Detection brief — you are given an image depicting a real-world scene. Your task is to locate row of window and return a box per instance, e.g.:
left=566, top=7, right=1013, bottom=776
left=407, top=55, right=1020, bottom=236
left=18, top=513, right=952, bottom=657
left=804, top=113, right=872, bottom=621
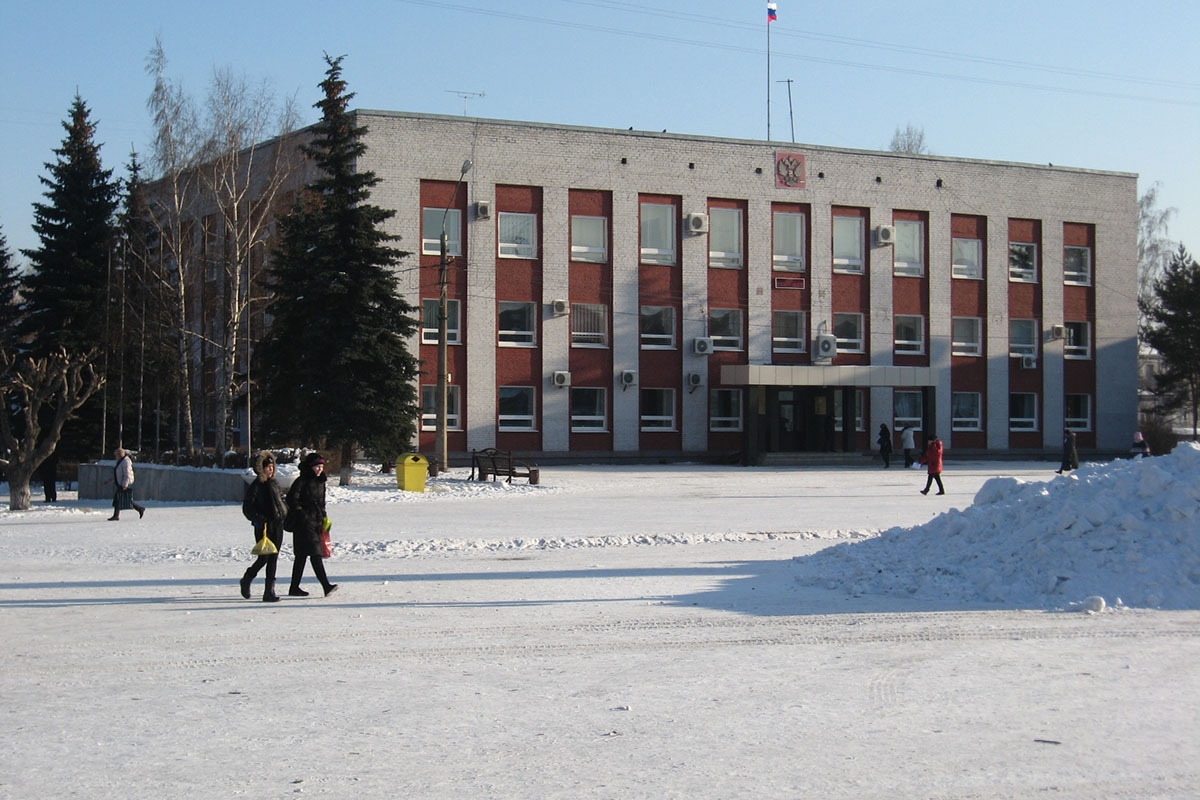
left=422, top=204, right=1094, bottom=285
left=422, top=299, right=1092, bottom=360
left=422, top=385, right=1093, bottom=435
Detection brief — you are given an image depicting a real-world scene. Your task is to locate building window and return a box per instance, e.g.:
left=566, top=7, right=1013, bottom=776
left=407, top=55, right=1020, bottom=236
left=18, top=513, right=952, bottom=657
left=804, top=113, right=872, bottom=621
left=498, top=386, right=536, bottom=431
left=709, top=388, right=743, bottom=431
left=773, top=211, right=806, bottom=272
left=1009, top=319, right=1038, bottom=357
left=640, top=202, right=676, bottom=265
left=570, top=387, right=607, bottom=432
left=894, top=390, right=923, bottom=430
left=893, top=219, right=925, bottom=277
left=498, top=212, right=537, bottom=258
left=833, top=390, right=864, bottom=432
left=640, top=306, right=676, bottom=348
left=1063, top=321, right=1090, bottom=359
left=772, top=310, right=806, bottom=353
left=420, top=385, right=461, bottom=431
left=422, top=208, right=461, bottom=256
left=1064, top=245, right=1092, bottom=285
left=951, top=317, right=983, bottom=356
left=570, top=303, right=608, bottom=347
left=1065, top=394, right=1092, bottom=431
left=709, top=207, right=743, bottom=268
left=833, top=312, right=864, bottom=353
left=951, top=392, right=982, bottom=431
left=894, top=315, right=925, bottom=355
left=709, top=308, right=743, bottom=350
left=640, top=388, right=676, bottom=431
left=1010, top=393, right=1038, bottom=431
left=498, top=301, right=536, bottom=346
left=571, top=215, right=607, bottom=263
left=421, top=298, right=462, bottom=345
left=832, top=215, right=864, bottom=273
left=952, top=237, right=983, bottom=279
left=1009, top=241, right=1037, bottom=282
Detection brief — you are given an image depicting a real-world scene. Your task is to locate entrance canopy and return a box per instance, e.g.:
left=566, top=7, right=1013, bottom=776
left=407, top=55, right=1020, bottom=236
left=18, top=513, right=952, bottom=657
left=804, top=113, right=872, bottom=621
left=721, top=364, right=934, bottom=388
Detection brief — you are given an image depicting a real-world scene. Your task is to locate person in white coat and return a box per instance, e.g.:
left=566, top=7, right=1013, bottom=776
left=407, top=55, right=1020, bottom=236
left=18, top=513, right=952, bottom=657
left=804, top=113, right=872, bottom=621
left=900, top=426, right=917, bottom=468
left=108, top=448, right=146, bottom=521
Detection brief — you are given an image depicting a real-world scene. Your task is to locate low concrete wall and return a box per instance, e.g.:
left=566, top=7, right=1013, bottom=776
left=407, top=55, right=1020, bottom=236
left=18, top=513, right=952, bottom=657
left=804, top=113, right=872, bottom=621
left=80, top=461, right=251, bottom=503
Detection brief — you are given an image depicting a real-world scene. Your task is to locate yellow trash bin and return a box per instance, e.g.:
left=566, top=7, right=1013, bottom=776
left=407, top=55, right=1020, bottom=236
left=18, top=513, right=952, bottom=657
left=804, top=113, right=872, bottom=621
left=397, top=454, right=429, bottom=493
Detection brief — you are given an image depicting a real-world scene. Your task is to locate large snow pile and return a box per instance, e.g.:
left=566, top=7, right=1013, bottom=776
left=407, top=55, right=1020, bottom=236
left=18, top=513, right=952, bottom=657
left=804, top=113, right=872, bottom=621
left=793, top=443, right=1200, bottom=609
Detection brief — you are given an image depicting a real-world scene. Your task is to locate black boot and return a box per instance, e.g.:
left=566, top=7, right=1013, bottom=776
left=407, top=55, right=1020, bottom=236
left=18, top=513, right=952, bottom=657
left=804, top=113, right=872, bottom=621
left=240, top=570, right=253, bottom=600
left=263, top=580, right=280, bottom=602
left=288, top=586, right=309, bottom=597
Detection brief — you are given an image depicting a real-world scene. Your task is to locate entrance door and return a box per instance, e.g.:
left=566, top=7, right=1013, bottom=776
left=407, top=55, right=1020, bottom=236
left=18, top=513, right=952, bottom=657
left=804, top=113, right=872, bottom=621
left=762, top=387, right=836, bottom=452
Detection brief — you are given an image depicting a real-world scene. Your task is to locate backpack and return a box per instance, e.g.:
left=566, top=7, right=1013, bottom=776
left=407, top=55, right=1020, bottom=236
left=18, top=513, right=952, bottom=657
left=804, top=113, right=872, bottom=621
left=242, top=481, right=258, bottom=522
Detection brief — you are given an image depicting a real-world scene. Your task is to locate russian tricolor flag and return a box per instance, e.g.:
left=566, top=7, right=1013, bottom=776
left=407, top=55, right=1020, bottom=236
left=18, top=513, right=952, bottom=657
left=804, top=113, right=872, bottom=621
left=767, top=2, right=777, bottom=22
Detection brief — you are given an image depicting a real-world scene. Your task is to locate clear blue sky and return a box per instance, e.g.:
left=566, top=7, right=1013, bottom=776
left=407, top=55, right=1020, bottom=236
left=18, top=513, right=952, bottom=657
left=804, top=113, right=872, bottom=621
left=2, top=0, right=1197, bottom=266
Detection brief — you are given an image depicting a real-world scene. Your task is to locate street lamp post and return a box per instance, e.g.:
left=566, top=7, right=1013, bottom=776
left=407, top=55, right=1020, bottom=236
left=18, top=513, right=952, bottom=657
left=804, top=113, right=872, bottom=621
left=436, top=158, right=472, bottom=471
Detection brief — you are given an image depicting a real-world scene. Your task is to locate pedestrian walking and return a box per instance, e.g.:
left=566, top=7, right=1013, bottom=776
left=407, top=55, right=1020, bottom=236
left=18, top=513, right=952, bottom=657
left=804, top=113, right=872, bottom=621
left=876, top=424, right=893, bottom=468
left=900, top=425, right=917, bottom=468
left=918, top=434, right=945, bottom=495
left=1056, top=429, right=1079, bottom=474
left=38, top=449, right=58, bottom=503
left=1131, top=431, right=1151, bottom=457
left=286, top=452, right=338, bottom=598
left=108, top=448, right=146, bottom=521
left=240, top=451, right=288, bottom=603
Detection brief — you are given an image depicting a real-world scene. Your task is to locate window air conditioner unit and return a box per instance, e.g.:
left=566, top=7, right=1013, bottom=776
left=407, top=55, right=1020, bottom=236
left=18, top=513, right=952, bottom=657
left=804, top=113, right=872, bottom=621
left=475, top=199, right=491, bottom=219
left=620, top=369, right=638, bottom=387
left=550, top=298, right=569, bottom=316
left=875, top=224, right=896, bottom=245
left=1021, top=355, right=1038, bottom=370
left=1051, top=324, right=1067, bottom=340
left=685, top=212, right=709, bottom=234
left=693, top=336, right=714, bottom=355
left=814, top=333, right=837, bottom=361
left=552, top=370, right=571, bottom=387
left=687, top=372, right=703, bottom=388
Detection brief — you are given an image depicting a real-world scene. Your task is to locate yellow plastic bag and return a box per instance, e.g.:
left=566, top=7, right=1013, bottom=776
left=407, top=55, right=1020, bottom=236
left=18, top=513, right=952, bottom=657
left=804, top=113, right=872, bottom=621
left=251, top=529, right=278, bottom=556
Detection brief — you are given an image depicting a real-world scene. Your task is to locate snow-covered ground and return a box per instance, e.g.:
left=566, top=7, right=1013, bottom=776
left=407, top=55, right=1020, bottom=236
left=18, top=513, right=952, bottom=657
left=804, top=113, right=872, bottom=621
left=2, top=451, right=1198, bottom=798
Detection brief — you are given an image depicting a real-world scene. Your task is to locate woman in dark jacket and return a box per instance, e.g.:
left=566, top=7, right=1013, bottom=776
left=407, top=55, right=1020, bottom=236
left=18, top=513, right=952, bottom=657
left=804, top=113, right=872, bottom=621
left=876, top=424, right=893, bottom=468
left=286, top=452, right=338, bottom=597
left=240, top=451, right=288, bottom=602
left=1056, top=429, right=1079, bottom=474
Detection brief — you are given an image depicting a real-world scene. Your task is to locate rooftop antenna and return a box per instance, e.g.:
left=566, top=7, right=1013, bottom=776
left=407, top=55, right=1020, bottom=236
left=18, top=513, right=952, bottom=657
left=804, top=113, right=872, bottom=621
left=776, top=79, right=795, bottom=143
left=445, top=90, right=485, bottom=116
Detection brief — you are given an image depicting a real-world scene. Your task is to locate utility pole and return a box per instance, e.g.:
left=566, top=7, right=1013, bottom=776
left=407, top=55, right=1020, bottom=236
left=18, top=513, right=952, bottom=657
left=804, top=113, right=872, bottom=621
left=436, top=159, right=473, bottom=470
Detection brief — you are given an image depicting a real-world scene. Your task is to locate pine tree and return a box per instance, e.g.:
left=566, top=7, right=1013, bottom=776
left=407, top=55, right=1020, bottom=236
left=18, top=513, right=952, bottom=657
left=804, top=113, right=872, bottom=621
left=257, top=55, right=420, bottom=482
left=1140, top=245, right=1200, bottom=437
left=20, top=96, right=119, bottom=357
left=0, top=227, right=20, bottom=353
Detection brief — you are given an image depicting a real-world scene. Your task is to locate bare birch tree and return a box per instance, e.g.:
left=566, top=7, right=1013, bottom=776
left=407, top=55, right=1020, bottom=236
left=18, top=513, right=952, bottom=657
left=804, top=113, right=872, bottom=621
left=1137, top=183, right=1177, bottom=331
left=196, top=68, right=300, bottom=461
left=142, top=40, right=300, bottom=461
left=888, top=124, right=930, bottom=155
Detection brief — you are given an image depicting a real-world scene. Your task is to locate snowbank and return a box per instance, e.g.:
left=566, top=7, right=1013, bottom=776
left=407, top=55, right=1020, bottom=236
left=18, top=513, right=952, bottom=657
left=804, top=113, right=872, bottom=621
left=793, top=443, right=1200, bottom=609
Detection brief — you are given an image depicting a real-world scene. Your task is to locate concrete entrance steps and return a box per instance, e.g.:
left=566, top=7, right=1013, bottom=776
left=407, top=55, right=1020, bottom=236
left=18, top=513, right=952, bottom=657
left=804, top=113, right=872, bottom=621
left=758, top=451, right=877, bottom=468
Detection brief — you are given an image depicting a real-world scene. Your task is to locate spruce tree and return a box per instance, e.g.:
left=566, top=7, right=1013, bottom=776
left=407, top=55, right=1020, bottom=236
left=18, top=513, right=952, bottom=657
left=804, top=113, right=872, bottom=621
left=1141, top=245, right=1200, bottom=437
left=257, top=55, right=420, bottom=481
left=20, top=95, right=119, bottom=357
left=0, top=227, right=20, bottom=353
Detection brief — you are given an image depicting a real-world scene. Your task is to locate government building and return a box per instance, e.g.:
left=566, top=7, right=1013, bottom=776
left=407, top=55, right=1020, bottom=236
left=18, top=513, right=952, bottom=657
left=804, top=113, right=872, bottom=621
left=352, top=111, right=1137, bottom=463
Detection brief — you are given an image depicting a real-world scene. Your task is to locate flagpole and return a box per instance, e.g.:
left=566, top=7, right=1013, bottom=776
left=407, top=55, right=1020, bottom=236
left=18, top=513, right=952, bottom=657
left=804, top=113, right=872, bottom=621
left=766, top=7, right=771, bottom=140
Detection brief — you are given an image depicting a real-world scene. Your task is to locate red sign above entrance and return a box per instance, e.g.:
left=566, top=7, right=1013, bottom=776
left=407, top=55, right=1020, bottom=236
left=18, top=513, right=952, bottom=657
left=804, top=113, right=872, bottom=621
left=775, top=152, right=806, bottom=189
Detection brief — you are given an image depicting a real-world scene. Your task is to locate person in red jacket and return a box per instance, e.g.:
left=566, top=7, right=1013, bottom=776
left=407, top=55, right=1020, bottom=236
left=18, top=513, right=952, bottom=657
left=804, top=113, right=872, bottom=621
left=918, top=434, right=945, bottom=495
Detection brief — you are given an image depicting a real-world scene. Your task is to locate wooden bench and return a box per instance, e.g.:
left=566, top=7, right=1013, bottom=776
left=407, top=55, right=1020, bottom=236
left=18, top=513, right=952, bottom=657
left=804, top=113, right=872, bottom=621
left=469, top=448, right=540, bottom=485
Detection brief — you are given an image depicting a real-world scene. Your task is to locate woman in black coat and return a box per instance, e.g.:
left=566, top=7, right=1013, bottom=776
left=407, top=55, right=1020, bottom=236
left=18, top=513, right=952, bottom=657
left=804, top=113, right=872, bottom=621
left=286, top=452, right=338, bottom=597
left=1056, top=429, right=1079, bottom=474
left=876, top=424, right=893, bottom=469
left=240, top=451, right=288, bottom=602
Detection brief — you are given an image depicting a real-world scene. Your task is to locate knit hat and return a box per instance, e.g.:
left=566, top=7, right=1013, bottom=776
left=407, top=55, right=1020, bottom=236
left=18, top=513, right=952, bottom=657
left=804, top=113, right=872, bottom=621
left=1133, top=431, right=1144, bottom=442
